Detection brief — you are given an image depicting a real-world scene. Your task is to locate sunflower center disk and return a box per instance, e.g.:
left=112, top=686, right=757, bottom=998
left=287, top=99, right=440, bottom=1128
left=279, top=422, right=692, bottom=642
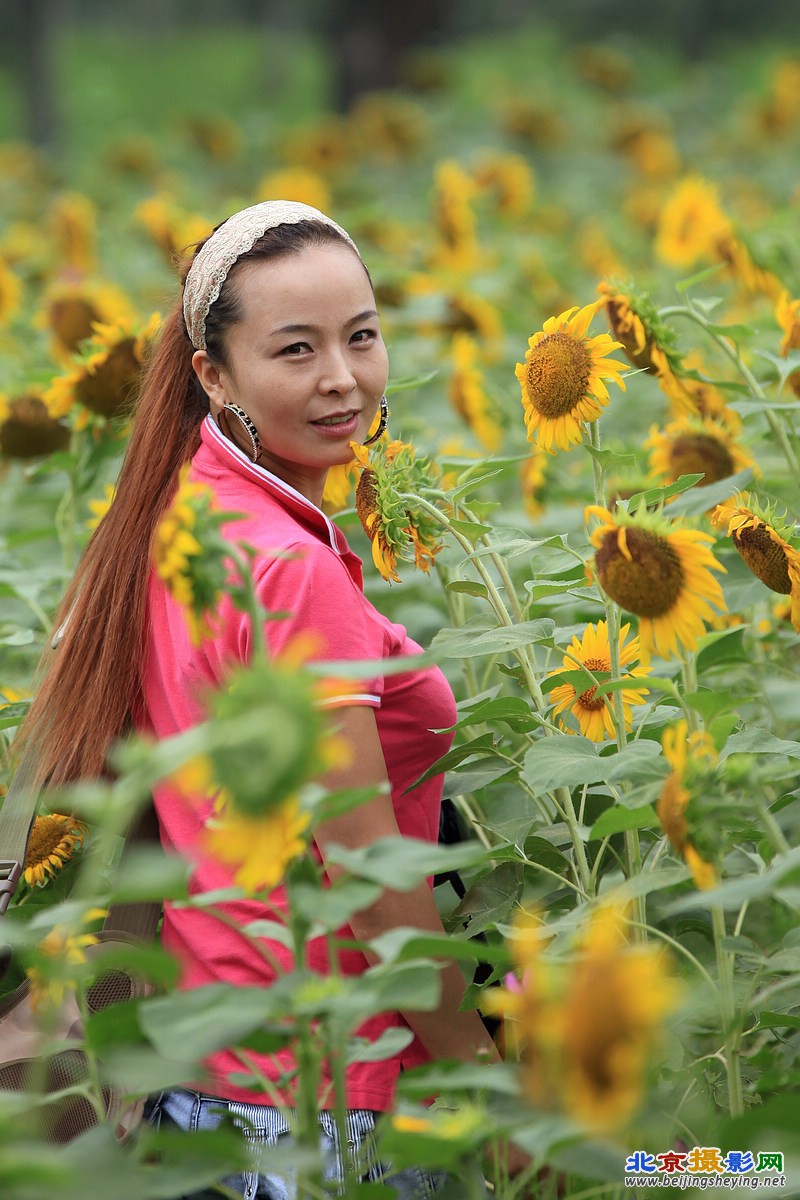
left=355, top=469, right=380, bottom=541
left=577, top=656, right=610, bottom=711
left=596, top=527, right=684, bottom=618
left=668, top=433, right=733, bottom=485
left=525, top=331, right=592, bottom=418
left=76, top=339, right=140, bottom=417
left=734, top=526, right=792, bottom=593
left=24, top=816, right=72, bottom=866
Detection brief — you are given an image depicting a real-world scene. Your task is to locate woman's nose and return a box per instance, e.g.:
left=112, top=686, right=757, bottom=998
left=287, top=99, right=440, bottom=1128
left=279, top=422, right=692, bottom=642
left=320, top=350, right=357, bottom=395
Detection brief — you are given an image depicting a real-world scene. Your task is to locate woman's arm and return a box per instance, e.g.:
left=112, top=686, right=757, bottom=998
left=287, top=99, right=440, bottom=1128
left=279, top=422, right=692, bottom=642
left=312, top=704, right=501, bottom=1067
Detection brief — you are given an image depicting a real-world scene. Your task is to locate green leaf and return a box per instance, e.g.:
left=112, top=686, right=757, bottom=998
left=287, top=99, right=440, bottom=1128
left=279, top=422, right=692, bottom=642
left=448, top=518, right=493, bottom=545
left=385, top=370, right=438, bottom=394
left=665, top=467, right=755, bottom=517
left=756, top=1010, right=800, bottom=1031
left=583, top=444, right=638, bottom=470
left=0, top=629, right=35, bottom=645
left=523, top=736, right=665, bottom=792
left=449, top=861, right=523, bottom=938
left=430, top=619, right=555, bottom=659
left=346, top=1027, right=414, bottom=1063
left=754, top=348, right=800, bottom=388
left=523, top=737, right=601, bottom=790
left=541, top=667, right=611, bottom=696
left=452, top=695, right=538, bottom=731
left=674, top=265, right=725, bottom=292
left=720, top=729, right=800, bottom=762
left=666, top=845, right=800, bottom=912
left=108, top=847, right=190, bottom=903
left=324, top=836, right=489, bottom=890
left=684, top=688, right=735, bottom=721
left=589, top=804, right=658, bottom=839
left=698, top=627, right=751, bottom=673
left=140, top=984, right=276, bottom=1060
left=368, top=926, right=506, bottom=967
left=623, top=473, right=704, bottom=512
left=445, top=579, right=488, bottom=598
left=397, top=1060, right=519, bottom=1098
left=408, top=732, right=499, bottom=790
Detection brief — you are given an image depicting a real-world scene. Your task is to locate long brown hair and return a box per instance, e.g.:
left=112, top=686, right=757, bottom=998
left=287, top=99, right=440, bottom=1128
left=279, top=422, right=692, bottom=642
left=16, top=218, right=359, bottom=788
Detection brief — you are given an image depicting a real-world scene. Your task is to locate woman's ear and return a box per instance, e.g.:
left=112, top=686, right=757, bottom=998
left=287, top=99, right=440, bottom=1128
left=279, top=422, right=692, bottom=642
left=192, top=350, right=227, bottom=415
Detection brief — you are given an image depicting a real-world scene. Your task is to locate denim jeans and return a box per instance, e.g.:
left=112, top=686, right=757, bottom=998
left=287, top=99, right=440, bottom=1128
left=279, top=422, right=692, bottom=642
left=145, top=1088, right=454, bottom=1199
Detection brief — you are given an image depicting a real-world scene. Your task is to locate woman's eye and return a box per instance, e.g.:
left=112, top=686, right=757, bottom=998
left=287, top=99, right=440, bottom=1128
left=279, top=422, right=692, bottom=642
left=351, top=328, right=377, bottom=344
left=282, top=342, right=310, bottom=356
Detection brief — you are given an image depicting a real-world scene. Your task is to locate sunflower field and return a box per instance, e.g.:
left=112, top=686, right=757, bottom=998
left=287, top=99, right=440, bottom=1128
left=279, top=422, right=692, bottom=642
left=2, top=16, right=800, bottom=1199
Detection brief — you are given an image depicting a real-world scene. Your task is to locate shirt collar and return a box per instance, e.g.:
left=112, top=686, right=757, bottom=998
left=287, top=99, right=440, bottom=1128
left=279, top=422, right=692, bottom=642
left=201, top=414, right=349, bottom=556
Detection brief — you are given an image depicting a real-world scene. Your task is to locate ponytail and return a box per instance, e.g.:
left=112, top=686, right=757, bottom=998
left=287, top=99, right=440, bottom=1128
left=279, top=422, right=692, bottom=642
left=16, top=302, right=208, bottom=787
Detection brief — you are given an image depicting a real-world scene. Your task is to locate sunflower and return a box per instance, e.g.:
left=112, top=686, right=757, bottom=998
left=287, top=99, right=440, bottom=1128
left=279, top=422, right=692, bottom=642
left=516, top=299, right=628, bottom=453
left=321, top=459, right=358, bottom=512
left=443, top=289, right=504, bottom=358
left=346, top=94, right=428, bottom=160
left=0, top=257, right=22, bottom=326
left=613, top=123, right=681, bottom=179
left=279, top=117, right=351, bottom=176
left=449, top=333, right=502, bottom=452
left=657, top=721, right=718, bottom=890
left=181, top=115, right=242, bottom=161
left=586, top=505, right=727, bottom=660
left=429, top=159, right=482, bottom=274
left=48, top=192, right=97, bottom=273
left=520, top=450, right=549, bottom=517
left=23, top=813, right=90, bottom=888
left=45, top=312, right=161, bottom=421
left=354, top=459, right=400, bottom=583
left=775, top=290, right=800, bottom=398
left=471, top=151, right=535, bottom=216
left=153, top=464, right=230, bottom=644
left=577, top=219, right=625, bottom=280
left=25, top=918, right=101, bottom=1013
left=713, top=232, right=782, bottom=301
left=674, top=352, right=742, bottom=430
left=758, top=58, right=800, bottom=134
left=36, top=279, right=135, bottom=363
left=257, top=167, right=331, bottom=214
left=0, top=391, right=71, bottom=459
left=135, top=195, right=211, bottom=265
left=204, top=796, right=311, bottom=894
left=654, top=176, right=732, bottom=268
left=484, top=904, right=680, bottom=1131
left=645, top=415, right=757, bottom=489
left=499, top=97, right=566, bottom=147
left=352, top=439, right=442, bottom=582
left=86, top=483, right=116, bottom=530
left=597, top=281, right=704, bottom=416
left=549, top=620, right=649, bottom=742
left=711, top=495, right=800, bottom=631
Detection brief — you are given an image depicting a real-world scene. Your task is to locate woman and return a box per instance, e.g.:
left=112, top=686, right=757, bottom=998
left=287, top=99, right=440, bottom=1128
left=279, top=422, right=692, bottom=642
left=20, top=202, right=518, bottom=1196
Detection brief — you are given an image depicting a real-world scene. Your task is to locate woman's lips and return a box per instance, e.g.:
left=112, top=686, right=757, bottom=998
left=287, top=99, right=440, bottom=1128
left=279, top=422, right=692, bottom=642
left=311, top=411, right=360, bottom=437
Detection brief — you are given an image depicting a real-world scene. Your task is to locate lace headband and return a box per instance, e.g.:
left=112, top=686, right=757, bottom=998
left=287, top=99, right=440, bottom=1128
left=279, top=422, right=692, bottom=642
left=182, top=200, right=361, bottom=350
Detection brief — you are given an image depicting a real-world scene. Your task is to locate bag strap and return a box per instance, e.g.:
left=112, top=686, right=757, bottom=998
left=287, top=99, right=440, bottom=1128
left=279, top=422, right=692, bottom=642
left=103, top=799, right=163, bottom=941
left=0, top=739, right=41, bottom=916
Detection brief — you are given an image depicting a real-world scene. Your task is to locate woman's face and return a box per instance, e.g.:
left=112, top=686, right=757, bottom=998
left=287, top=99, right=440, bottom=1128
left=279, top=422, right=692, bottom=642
left=194, top=243, right=389, bottom=505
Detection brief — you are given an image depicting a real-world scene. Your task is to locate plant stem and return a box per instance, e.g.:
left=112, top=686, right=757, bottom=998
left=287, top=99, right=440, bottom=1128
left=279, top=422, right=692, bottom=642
left=586, top=421, right=646, bottom=931
left=660, top=302, right=800, bottom=488
left=711, top=903, right=744, bottom=1117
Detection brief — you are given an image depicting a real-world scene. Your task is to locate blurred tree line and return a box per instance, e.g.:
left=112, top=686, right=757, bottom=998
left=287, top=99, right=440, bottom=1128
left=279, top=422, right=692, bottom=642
left=4, top=0, right=799, bottom=148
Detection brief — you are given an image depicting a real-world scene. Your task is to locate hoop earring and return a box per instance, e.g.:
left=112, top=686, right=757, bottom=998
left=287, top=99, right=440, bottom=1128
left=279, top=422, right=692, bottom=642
left=362, top=395, right=389, bottom=446
left=218, top=403, right=262, bottom=463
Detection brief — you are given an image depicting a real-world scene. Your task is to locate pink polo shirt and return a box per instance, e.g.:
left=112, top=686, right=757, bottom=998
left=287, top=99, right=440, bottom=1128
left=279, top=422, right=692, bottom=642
left=140, top=415, right=457, bottom=1111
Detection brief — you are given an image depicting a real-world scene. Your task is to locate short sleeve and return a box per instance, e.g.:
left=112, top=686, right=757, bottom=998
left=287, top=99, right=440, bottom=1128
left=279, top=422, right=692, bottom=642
left=253, top=542, right=384, bottom=707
